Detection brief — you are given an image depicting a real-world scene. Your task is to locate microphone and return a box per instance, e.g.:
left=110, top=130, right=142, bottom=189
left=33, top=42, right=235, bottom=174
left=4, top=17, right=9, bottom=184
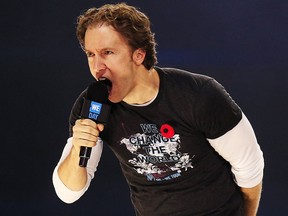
left=79, top=81, right=111, bottom=167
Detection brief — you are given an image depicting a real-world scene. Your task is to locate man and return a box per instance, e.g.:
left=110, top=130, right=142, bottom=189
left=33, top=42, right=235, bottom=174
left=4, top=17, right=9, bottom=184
left=52, top=3, right=264, bottom=215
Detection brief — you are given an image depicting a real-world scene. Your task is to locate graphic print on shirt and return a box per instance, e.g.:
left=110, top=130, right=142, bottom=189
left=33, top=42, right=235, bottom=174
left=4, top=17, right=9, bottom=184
left=120, top=123, right=194, bottom=181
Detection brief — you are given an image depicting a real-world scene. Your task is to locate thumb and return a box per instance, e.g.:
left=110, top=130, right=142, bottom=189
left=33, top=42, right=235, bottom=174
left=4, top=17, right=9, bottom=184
left=97, top=123, right=104, bottom=132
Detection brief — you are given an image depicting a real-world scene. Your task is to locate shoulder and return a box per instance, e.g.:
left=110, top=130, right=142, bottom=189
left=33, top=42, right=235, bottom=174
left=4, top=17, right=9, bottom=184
left=68, top=87, right=88, bottom=136
left=154, top=67, right=242, bottom=138
left=156, top=67, right=214, bottom=89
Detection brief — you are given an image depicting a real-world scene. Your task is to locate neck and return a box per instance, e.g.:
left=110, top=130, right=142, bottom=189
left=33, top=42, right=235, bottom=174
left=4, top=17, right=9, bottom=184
left=123, top=68, right=159, bottom=105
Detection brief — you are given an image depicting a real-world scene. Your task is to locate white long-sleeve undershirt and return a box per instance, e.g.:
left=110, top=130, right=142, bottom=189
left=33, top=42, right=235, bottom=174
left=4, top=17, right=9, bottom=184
left=208, top=112, right=264, bottom=188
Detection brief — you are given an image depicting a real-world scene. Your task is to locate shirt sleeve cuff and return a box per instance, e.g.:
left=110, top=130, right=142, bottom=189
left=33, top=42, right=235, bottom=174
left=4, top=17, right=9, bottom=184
left=52, top=164, right=90, bottom=204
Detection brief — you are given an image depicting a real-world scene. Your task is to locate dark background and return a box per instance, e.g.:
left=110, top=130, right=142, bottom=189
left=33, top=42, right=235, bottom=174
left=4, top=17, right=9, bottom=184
left=1, top=0, right=287, bottom=215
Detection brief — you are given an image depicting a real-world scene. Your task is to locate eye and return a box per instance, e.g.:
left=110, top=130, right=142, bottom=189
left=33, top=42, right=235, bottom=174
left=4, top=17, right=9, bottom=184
left=85, top=51, right=94, bottom=57
left=103, top=50, right=114, bottom=55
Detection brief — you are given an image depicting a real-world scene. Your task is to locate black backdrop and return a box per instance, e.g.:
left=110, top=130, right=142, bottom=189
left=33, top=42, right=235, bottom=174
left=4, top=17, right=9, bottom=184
left=1, top=0, right=287, bottom=215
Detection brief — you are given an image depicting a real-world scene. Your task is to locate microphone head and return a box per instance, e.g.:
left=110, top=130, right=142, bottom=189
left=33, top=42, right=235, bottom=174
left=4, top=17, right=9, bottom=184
left=80, top=81, right=111, bottom=123
left=86, top=81, right=110, bottom=103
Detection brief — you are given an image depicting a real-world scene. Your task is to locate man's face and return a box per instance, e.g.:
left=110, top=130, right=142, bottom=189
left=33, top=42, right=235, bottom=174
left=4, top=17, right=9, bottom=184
left=84, top=25, right=140, bottom=103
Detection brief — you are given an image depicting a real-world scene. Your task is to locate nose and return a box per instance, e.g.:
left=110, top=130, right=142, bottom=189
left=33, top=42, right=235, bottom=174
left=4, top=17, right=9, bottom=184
left=90, top=54, right=106, bottom=79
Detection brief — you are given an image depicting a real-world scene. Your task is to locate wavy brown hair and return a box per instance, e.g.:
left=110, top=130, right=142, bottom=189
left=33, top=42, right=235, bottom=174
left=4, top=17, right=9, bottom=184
left=76, top=3, right=157, bottom=70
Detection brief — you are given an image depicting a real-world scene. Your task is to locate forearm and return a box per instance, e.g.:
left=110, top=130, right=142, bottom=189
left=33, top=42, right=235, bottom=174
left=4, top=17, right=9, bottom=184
left=57, top=146, right=88, bottom=191
left=52, top=137, right=103, bottom=203
left=240, top=182, right=262, bottom=216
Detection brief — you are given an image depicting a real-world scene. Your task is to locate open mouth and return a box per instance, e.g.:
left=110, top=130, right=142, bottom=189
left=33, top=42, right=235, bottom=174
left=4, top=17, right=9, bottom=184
left=99, top=78, right=112, bottom=94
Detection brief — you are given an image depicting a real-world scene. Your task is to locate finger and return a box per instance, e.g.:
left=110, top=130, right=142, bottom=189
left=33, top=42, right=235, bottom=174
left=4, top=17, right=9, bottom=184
left=97, top=123, right=104, bottom=132
left=77, top=119, right=97, bottom=127
left=72, top=131, right=99, bottom=148
left=74, top=120, right=100, bottom=136
left=75, top=125, right=100, bottom=137
left=73, top=137, right=98, bottom=148
left=73, top=130, right=98, bottom=142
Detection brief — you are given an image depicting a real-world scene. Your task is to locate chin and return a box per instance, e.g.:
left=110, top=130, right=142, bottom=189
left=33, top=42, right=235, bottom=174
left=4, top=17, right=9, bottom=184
left=108, top=95, right=122, bottom=103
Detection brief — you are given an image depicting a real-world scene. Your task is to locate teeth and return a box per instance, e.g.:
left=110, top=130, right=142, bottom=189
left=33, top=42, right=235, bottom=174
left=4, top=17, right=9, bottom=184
left=99, top=77, right=106, bottom=81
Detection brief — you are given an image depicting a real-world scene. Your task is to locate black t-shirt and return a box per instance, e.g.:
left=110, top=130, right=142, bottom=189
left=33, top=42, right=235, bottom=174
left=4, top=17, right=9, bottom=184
left=69, top=67, right=244, bottom=215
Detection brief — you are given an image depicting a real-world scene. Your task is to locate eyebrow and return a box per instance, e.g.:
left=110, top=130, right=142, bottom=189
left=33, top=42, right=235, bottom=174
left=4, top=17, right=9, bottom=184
left=82, top=47, right=116, bottom=53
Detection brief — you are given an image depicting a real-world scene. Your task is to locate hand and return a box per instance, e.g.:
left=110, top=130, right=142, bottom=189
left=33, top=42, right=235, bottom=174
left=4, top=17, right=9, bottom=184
left=72, top=119, right=104, bottom=155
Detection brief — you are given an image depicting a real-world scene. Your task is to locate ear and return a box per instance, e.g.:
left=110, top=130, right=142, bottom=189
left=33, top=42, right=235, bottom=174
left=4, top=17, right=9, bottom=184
left=132, top=48, right=146, bottom=65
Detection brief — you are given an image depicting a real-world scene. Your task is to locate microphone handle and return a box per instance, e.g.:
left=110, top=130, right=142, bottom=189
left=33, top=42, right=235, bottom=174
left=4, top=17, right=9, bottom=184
left=78, top=92, right=110, bottom=167
left=79, top=146, right=92, bottom=167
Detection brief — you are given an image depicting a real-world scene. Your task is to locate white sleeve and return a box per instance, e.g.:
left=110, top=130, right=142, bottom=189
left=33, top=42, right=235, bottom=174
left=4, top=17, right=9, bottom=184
left=207, top=112, right=264, bottom=188
left=52, top=137, right=103, bottom=203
